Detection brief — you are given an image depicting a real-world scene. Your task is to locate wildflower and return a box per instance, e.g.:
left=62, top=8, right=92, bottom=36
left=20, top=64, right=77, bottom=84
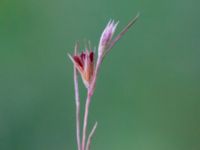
left=69, top=50, right=95, bottom=88
left=69, top=14, right=139, bottom=150
left=98, top=20, right=118, bottom=57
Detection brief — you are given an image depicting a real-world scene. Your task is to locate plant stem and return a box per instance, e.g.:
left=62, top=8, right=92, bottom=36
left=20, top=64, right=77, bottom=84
left=81, top=54, right=103, bottom=150
left=74, top=43, right=81, bottom=150
left=86, top=122, right=98, bottom=150
left=81, top=91, right=92, bottom=150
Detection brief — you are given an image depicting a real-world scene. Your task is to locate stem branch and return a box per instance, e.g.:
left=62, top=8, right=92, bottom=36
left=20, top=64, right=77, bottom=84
left=86, top=122, right=98, bottom=150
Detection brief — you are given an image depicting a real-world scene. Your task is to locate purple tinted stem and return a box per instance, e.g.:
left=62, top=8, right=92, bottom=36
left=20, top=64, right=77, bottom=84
left=81, top=92, right=92, bottom=150
left=81, top=53, right=102, bottom=150
left=74, top=43, right=81, bottom=150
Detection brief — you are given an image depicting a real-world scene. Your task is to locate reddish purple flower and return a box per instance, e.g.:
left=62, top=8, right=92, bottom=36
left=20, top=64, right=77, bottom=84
left=69, top=50, right=95, bottom=88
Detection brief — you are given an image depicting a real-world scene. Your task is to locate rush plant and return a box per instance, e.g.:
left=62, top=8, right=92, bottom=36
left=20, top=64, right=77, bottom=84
left=68, top=14, right=139, bottom=150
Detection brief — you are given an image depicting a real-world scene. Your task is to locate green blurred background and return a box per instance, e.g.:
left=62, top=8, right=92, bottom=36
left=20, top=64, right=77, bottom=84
left=0, top=0, right=200, bottom=149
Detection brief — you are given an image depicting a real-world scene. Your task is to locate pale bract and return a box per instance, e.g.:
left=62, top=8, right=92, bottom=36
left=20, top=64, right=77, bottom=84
left=98, top=20, right=118, bottom=57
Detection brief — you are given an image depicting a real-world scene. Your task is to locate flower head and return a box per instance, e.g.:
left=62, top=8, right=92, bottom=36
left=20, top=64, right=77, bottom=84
left=69, top=50, right=95, bottom=88
left=98, top=20, right=118, bottom=57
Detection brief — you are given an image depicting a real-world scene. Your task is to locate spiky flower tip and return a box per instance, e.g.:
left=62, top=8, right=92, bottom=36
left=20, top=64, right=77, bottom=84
left=69, top=50, right=95, bottom=88
left=98, top=20, right=118, bottom=57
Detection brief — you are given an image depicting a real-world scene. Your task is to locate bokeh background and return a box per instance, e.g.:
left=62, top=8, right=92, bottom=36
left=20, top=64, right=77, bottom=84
left=0, top=0, right=200, bottom=149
